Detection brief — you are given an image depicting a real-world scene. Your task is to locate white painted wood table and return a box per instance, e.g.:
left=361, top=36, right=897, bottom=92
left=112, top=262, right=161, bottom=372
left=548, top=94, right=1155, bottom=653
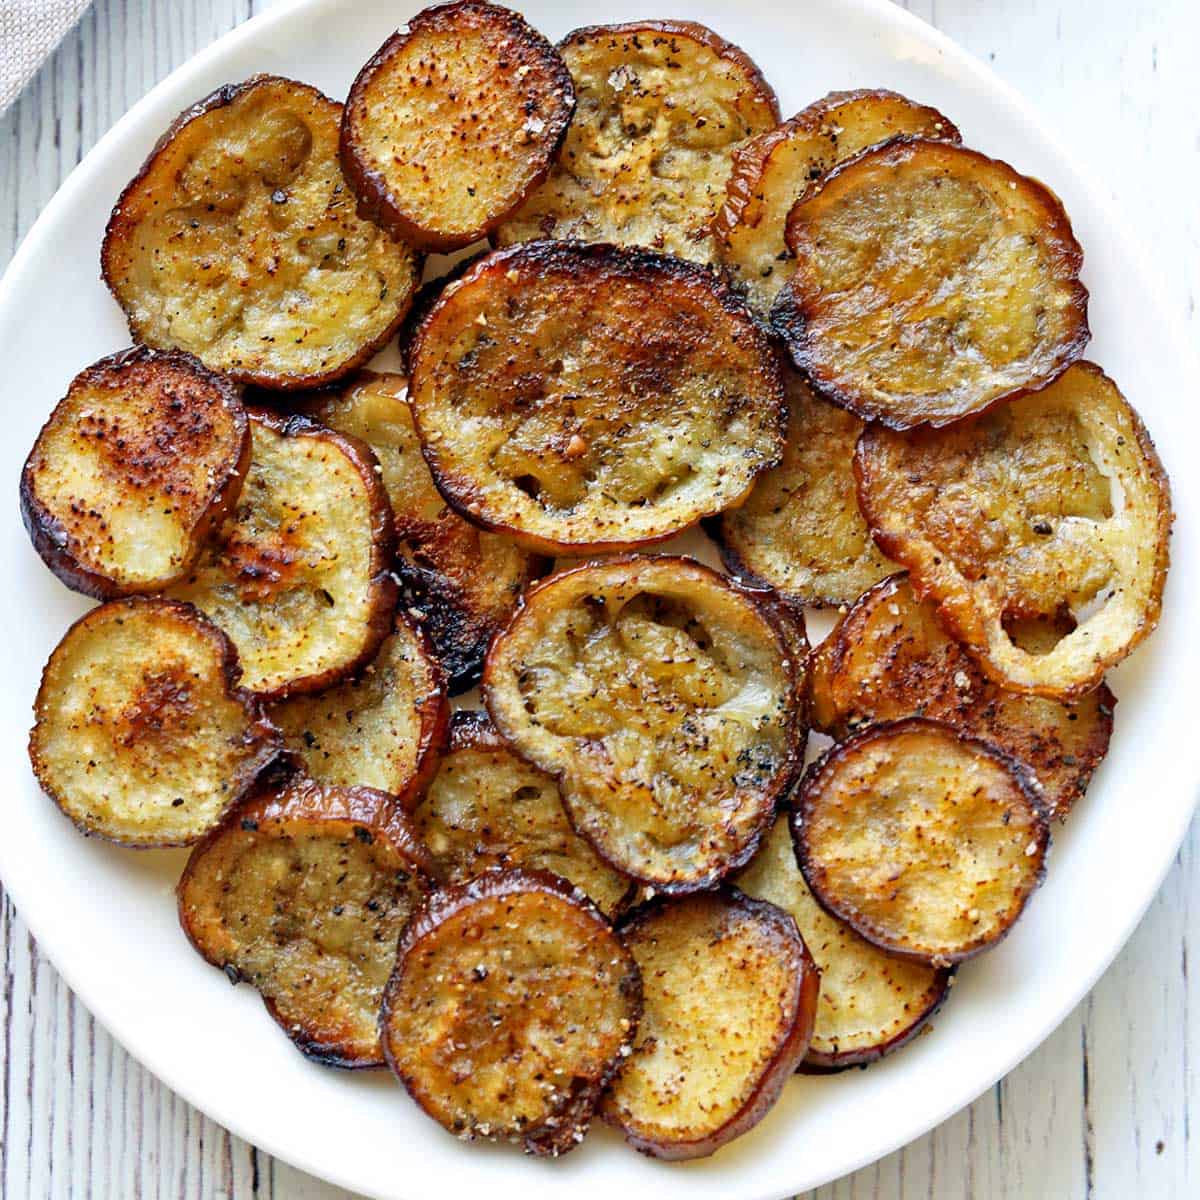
left=1, top=0, right=1196, bottom=1195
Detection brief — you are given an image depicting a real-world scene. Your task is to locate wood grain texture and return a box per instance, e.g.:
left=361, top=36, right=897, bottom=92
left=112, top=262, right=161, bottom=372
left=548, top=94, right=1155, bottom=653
left=0, top=0, right=1196, bottom=1196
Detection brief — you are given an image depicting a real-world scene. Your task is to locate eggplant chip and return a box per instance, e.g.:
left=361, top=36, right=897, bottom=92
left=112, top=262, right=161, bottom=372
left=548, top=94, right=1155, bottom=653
left=178, top=779, right=433, bottom=1067
left=267, top=614, right=448, bottom=804
left=102, top=75, right=420, bottom=389
left=21, top=348, right=248, bottom=599
left=773, top=138, right=1089, bottom=428
left=856, top=363, right=1172, bottom=699
left=737, top=815, right=951, bottom=1070
left=602, top=889, right=818, bottom=1159
left=305, top=371, right=544, bottom=692
left=713, top=372, right=897, bottom=607
left=715, top=89, right=960, bottom=315
left=380, top=868, right=641, bottom=1155
left=408, top=242, right=785, bottom=554
left=30, top=598, right=280, bottom=847
left=341, top=1, right=574, bottom=251
left=496, top=20, right=779, bottom=262
left=483, top=556, right=804, bottom=892
left=797, top=719, right=1049, bottom=965
left=810, top=575, right=1114, bottom=819
left=411, top=711, right=633, bottom=916
left=167, top=409, right=397, bottom=699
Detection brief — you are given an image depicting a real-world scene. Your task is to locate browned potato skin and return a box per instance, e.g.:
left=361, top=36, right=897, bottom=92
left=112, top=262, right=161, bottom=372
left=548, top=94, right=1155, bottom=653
left=178, top=779, right=433, bottom=1068
left=21, top=348, right=249, bottom=600
left=380, top=868, right=641, bottom=1155
left=810, top=574, right=1115, bottom=819
left=796, top=718, right=1049, bottom=965
left=603, top=889, right=819, bottom=1160
left=340, top=2, right=575, bottom=252
left=775, top=138, right=1090, bottom=429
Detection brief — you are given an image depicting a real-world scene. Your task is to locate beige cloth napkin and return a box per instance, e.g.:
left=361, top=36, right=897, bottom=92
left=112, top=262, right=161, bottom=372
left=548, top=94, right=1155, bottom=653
left=1, top=0, right=92, bottom=111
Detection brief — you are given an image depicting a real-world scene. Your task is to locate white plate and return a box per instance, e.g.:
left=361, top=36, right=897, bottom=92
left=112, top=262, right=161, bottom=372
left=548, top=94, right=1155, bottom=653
left=0, top=0, right=1195, bottom=1196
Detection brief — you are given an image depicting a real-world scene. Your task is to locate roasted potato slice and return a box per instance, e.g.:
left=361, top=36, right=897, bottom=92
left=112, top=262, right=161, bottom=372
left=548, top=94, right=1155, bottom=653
left=166, top=408, right=397, bottom=699
left=736, top=815, right=950, bottom=1069
left=496, top=20, right=779, bottom=262
left=483, top=556, right=803, bottom=892
left=267, top=614, right=448, bottom=803
left=797, top=719, right=1049, bottom=965
left=101, top=75, right=420, bottom=389
left=178, top=779, right=432, bottom=1067
left=809, top=575, right=1114, bottom=819
left=712, top=372, right=897, bottom=607
left=856, top=363, right=1172, bottom=698
left=380, top=868, right=641, bottom=1155
left=340, top=1, right=574, bottom=251
left=602, top=889, right=818, bottom=1159
left=715, top=89, right=960, bottom=315
left=773, top=138, right=1089, bottom=428
left=21, top=348, right=248, bottom=599
left=408, top=241, right=785, bottom=554
left=30, top=598, right=280, bottom=847
left=305, top=371, right=544, bottom=692
left=411, top=711, right=633, bottom=916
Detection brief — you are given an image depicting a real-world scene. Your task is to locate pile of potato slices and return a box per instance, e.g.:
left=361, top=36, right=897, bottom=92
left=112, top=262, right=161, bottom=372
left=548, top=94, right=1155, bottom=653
left=21, top=0, right=1172, bottom=1163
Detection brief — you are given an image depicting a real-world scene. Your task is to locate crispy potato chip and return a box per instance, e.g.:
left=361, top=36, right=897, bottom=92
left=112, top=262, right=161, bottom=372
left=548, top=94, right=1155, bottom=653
left=715, top=89, right=960, bottom=315
left=496, top=20, right=778, bottom=262
left=774, top=138, right=1090, bottom=428
left=855, top=363, right=1171, bottom=698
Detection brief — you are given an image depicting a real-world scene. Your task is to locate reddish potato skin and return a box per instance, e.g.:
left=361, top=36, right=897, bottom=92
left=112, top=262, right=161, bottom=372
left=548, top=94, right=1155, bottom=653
left=178, top=779, right=434, bottom=1069
left=605, top=888, right=819, bottom=1160
left=21, top=347, right=250, bottom=600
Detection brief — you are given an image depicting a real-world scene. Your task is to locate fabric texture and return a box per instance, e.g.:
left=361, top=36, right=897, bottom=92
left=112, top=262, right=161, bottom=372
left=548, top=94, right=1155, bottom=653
left=1, top=0, right=92, bottom=111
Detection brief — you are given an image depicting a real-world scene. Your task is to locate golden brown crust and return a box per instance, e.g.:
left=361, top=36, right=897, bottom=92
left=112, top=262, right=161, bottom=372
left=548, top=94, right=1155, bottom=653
left=774, top=138, right=1090, bottom=428
left=602, top=888, right=818, bottom=1159
left=809, top=574, right=1115, bottom=819
left=855, top=363, right=1172, bottom=698
left=496, top=20, right=779, bottom=262
left=30, top=597, right=281, bottom=847
left=340, top=1, right=575, bottom=251
left=408, top=241, right=785, bottom=554
left=101, top=75, right=420, bottom=389
left=178, top=778, right=433, bottom=1067
left=379, top=868, right=641, bottom=1154
left=482, top=555, right=803, bottom=893
left=796, top=719, right=1049, bottom=965
left=715, top=89, right=961, bottom=315
left=21, top=347, right=249, bottom=599
left=167, top=407, right=398, bottom=699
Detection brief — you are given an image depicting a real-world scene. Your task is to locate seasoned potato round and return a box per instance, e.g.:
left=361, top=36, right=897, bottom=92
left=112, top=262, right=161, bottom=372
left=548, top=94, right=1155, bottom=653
left=737, top=815, right=951, bottom=1069
left=178, top=780, right=433, bottom=1067
left=21, top=348, right=249, bottom=599
left=810, top=575, right=1115, bottom=819
left=340, top=1, right=574, bottom=251
left=306, top=372, right=544, bottom=692
left=408, top=242, right=785, bottom=554
left=483, top=556, right=803, bottom=892
left=497, top=20, right=778, bottom=262
left=855, top=363, right=1172, bottom=698
left=102, top=75, right=420, bottom=389
left=603, top=889, right=818, bottom=1159
left=715, top=89, right=960, bottom=315
left=30, top=598, right=280, bottom=847
left=797, top=719, right=1049, bottom=965
left=713, top=371, right=897, bottom=607
left=380, top=869, right=641, bottom=1155
left=411, top=711, right=633, bottom=916
left=167, top=409, right=397, bottom=699
left=774, top=138, right=1090, bottom=428
left=267, top=615, right=448, bottom=804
